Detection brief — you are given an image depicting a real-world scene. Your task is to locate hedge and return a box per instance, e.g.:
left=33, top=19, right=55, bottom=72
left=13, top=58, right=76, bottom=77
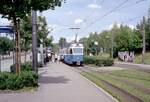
left=0, top=71, right=38, bottom=90
left=84, top=56, right=114, bottom=67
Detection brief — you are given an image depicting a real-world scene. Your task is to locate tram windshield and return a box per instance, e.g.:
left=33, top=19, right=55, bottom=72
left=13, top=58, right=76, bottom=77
left=73, top=48, right=83, bottom=54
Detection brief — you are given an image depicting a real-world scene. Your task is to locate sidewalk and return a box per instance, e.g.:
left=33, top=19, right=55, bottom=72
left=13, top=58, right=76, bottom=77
left=0, top=63, right=116, bottom=102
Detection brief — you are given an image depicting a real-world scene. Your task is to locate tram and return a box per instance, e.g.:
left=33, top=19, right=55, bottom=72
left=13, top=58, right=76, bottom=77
left=60, top=43, right=84, bottom=66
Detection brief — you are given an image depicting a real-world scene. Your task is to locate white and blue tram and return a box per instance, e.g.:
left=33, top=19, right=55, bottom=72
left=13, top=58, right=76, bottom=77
left=60, top=43, right=84, bottom=65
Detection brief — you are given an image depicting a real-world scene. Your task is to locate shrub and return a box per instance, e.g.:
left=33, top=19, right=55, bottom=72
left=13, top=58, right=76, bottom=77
left=21, top=62, right=32, bottom=71
left=95, top=60, right=105, bottom=67
left=84, top=56, right=114, bottom=67
left=10, top=62, right=32, bottom=73
left=0, top=71, right=38, bottom=90
left=21, top=71, right=38, bottom=87
left=103, top=59, right=114, bottom=66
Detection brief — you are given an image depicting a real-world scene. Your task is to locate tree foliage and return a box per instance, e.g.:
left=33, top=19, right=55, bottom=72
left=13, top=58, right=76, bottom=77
left=37, top=16, right=53, bottom=47
left=59, top=37, right=67, bottom=48
left=0, top=0, right=65, bottom=19
left=20, top=15, right=32, bottom=51
left=137, top=16, right=150, bottom=50
left=0, top=37, right=14, bottom=55
left=0, top=0, right=65, bottom=73
left=20, top=15, right=53, bottom=50
left=80, top=24, right=142, bottom=56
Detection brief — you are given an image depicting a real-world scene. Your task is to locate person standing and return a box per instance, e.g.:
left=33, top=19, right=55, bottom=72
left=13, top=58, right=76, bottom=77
left=54, top=54, right=58, bottom=62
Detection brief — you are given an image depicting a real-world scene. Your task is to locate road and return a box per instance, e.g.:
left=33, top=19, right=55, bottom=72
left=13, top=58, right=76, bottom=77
left=0, top=54, right=31, bottom=72
left=0, top=62, right=116, bottom=102
left=114, top=62, right=150, bottom=72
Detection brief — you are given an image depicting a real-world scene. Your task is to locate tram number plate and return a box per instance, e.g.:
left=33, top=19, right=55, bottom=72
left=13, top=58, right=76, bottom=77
left=77, top=61, right=80, bottom=65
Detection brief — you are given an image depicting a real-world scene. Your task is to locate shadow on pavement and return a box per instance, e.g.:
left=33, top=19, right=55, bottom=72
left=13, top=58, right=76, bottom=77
left=39, top=76, right=70, bottom=84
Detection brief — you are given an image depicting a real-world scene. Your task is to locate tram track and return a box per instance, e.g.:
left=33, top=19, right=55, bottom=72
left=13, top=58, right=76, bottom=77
left=73, top=66, right=145, bottom=102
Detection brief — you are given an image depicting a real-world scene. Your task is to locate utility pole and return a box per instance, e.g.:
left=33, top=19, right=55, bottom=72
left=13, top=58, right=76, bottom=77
left=111, top=33, right=114, bottom=59
left=18, top=19, right=21, bottom=73
left=141, top=17, right=146, bottom=64
left=0, top=54, right=1, bottom=72
left=32, top=10, right=38, bottom=73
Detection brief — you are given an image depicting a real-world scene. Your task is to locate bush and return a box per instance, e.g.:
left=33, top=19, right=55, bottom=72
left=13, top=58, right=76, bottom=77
left=10, top=62, right=32, bottom=73
left=21, top=62, right=32, bottom=71
left=84, top=56, right=114, bottom=67
left=0, top=71, right=38, bottom=90
left=95, top=60, right=105, bottom=67
left=103, top=59, right=114, bottom=66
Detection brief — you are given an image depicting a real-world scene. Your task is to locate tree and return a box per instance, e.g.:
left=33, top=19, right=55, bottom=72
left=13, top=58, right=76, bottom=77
left=0, top=0, right=65, bottom=73
left=115, top=26, right=139, bottom=51
left=80, top=37, right=89, bottom=54
left=80, top=23, right=142, bottom=57
left=37, top=16, right=52, bottom=47
left=59, top=37, right=67, bottom=49
left=0, top=37, right=14, bottom=55
left=20, top=15, right=32, bottom=62
left=20, top=15, right=53, bottom=62
left=45, top=36, right=53, bottom=47
left=52, top=43, right=59, bottom=53
left=137, top=16, right=150, bottom=50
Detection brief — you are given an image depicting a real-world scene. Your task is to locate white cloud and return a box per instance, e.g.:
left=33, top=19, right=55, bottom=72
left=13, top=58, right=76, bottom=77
left=88, top=4, right=101, bottom=9
left=67, top=11, right=74, bottom=15
left=74, top=19, right=83, bottom=24
left=106, top=23, right=135, bottom=30
left=66, top=36, right=79, bottom=42
left=108, top=23, right=121, bottom=30
left=129, top=25, right=135, bottom=29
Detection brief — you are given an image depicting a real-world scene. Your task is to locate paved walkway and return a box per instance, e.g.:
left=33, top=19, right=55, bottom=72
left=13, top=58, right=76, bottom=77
left=0, top=63, right=116, bottom=102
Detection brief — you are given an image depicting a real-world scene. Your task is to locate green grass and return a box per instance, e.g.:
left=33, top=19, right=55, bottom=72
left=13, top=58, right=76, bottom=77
left=134, top=52, right=150, bottom=64
left=81, top=69, right=150, bottom=102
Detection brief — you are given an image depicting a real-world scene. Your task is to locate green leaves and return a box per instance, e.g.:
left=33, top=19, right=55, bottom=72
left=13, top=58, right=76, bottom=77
left=59, top=37, right=67, bottom=48
left=80, top=24, right=142, bottom=56
left=0, top=0, right=65, bottom=19
left=0, top=37, right=14, bottom=55
left=0, top=71, right=38, bottom=90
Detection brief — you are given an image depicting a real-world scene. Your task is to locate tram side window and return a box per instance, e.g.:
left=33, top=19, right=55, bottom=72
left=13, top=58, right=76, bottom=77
left=70, top=49, right=73, bottom=54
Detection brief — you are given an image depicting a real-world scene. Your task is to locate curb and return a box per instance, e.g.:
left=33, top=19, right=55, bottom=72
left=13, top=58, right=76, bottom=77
left=80, top=74, right=119, bottom=102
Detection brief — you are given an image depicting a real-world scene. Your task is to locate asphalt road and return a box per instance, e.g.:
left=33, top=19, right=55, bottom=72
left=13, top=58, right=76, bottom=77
left=114, top=62, right=150, bottom=70
left=0, top=63, right=116, bottom=102
left=0, top=54, right=31, bottom=72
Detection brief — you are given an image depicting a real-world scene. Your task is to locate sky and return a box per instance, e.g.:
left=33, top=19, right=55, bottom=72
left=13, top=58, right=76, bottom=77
left=0, top=0, right=150, bottom=43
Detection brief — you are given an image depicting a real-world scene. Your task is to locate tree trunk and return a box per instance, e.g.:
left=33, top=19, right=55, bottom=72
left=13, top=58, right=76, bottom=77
left=13, top=17, right=21, bottom=74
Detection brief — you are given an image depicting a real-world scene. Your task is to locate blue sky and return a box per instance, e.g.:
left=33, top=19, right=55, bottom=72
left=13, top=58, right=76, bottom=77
left=0, top=0, right=150, bottom=43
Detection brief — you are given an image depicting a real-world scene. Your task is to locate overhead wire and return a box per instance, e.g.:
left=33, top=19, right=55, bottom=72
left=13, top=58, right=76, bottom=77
left=80, top=0, right=129, bottom=32
left=78, top=0, right=105, bottom=29
left=80, top=0, right=147, bottom=33
left=117, top=0, right=148, bottom=11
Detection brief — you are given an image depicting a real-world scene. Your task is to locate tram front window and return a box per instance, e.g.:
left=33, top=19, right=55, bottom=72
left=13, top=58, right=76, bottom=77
left=73, top=48, right=83, bottom=54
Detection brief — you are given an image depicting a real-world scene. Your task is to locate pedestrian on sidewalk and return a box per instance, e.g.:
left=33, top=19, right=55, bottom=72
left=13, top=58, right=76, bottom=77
left=54, top=54, right=58, bottom=62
